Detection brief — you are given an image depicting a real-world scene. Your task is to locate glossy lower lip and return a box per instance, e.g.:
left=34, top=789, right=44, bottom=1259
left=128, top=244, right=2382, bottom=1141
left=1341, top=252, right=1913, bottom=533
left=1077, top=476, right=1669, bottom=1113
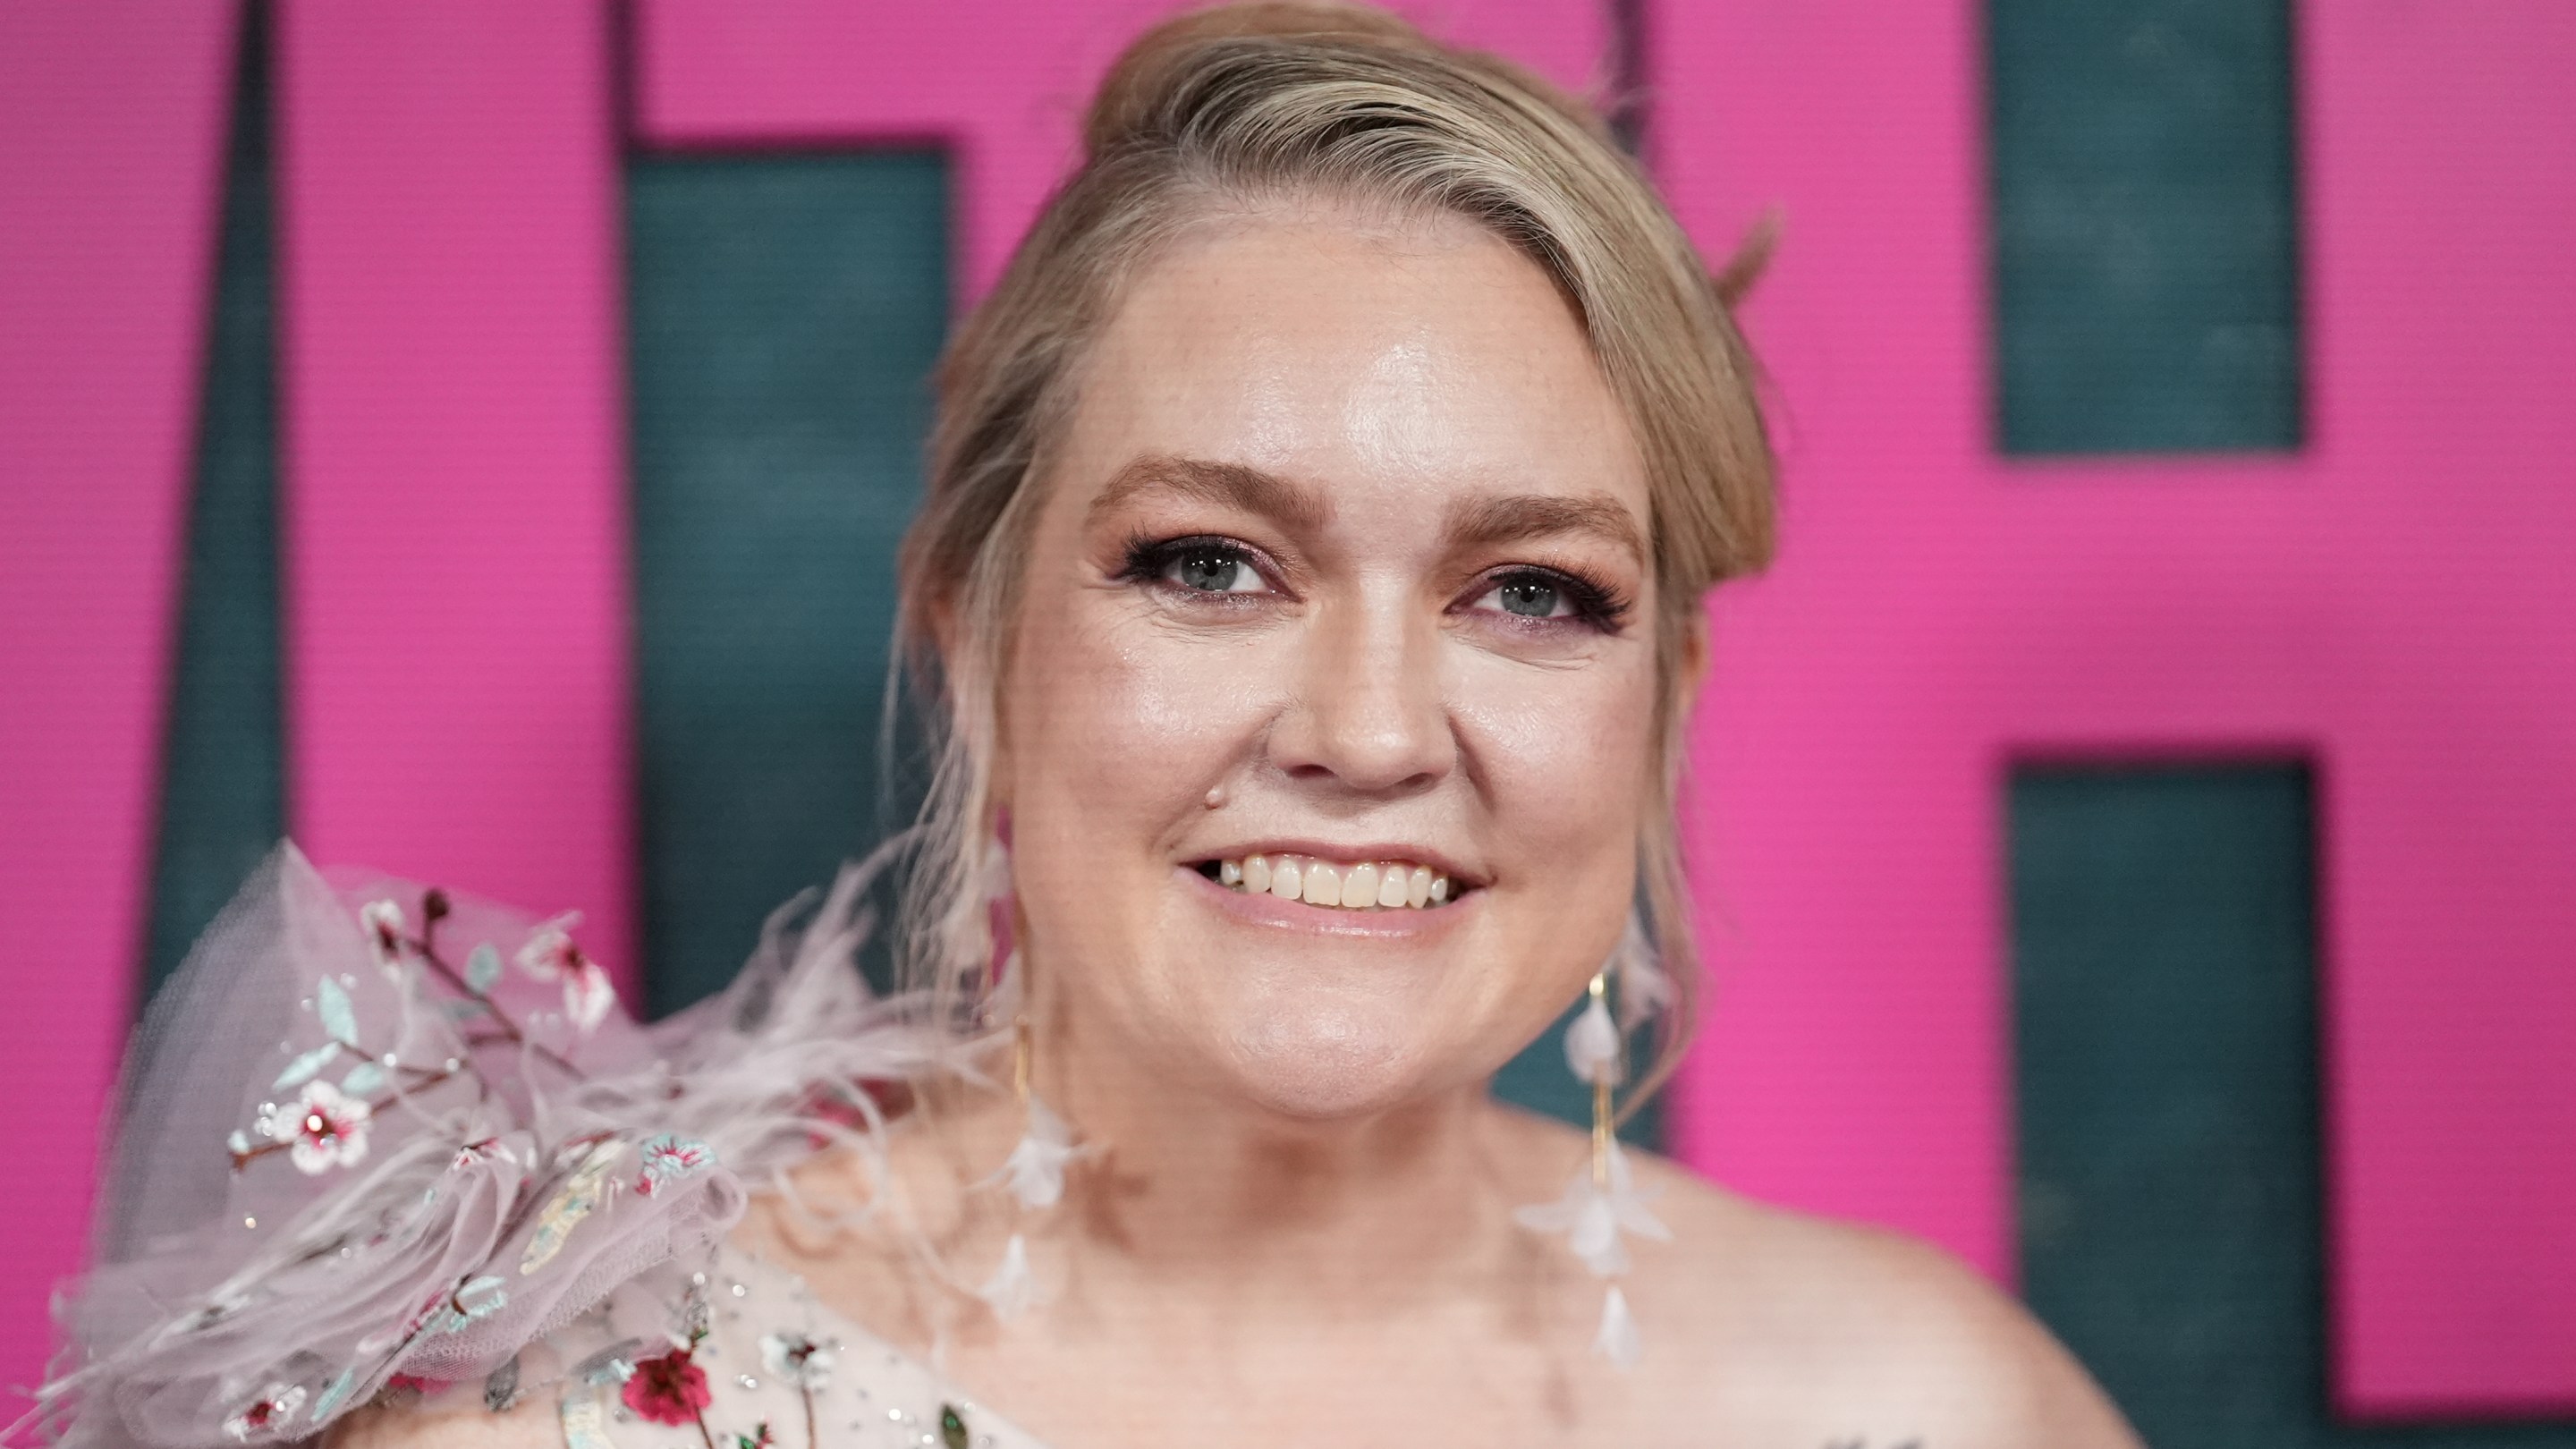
left=1179, top=863, right=1475, bottom=939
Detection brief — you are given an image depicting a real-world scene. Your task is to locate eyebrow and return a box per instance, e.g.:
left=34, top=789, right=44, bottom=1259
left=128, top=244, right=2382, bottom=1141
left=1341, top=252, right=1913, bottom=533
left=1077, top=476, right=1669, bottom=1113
left=1088, top=454, right=1332, bottom=530
left=1444, top=491, right=1647, bottom=565
left=1089, top=452, right=1647, bottom=564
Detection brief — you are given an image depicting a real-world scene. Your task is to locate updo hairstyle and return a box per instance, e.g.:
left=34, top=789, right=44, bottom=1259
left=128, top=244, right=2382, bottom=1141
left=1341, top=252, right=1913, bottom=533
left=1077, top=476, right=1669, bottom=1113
left=893, top=0, right=1777, bottom=1101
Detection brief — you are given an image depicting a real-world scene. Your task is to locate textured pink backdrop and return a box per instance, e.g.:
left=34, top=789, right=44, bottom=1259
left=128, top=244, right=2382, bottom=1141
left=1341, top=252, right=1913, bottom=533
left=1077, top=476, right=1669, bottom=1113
left=0, top=0, right=236, bottom=1398
left=1659, top=0, right=2576, bottom=1416
left=275, top=1, right=640, bottom=997
left=4, top=0, right=2572, bottom=1422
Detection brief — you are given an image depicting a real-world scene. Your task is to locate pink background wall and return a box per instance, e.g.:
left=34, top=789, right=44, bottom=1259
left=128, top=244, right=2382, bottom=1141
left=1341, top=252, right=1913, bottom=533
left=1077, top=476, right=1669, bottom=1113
left=0, top=0, right=237, bottom=1404
left=1663, top=2, right=2576, bottom=1416
left=4, top=0, right=2570, bottom=1421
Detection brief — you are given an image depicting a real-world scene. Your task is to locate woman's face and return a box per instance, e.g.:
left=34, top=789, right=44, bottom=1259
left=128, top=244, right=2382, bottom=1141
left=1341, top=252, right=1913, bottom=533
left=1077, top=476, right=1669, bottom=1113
left=999, top=206, right=1664, bottom=1123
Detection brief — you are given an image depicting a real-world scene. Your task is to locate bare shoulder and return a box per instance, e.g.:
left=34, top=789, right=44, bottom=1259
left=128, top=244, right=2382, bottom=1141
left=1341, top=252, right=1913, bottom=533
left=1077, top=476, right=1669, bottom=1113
left=327, top=1388, right=560, bottom=1449
left=1621, top=1148, right=2143, bottom=1449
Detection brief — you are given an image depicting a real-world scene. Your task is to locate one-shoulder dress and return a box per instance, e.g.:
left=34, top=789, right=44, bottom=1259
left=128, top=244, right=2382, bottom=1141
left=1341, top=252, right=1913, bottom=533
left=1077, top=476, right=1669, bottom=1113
left=28, top=845, right=1050, bottom=1449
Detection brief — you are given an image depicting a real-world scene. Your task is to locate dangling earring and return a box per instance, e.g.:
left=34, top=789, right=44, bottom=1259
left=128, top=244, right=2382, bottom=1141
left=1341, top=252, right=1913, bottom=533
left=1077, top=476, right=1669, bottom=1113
left=977, top=1011, right=1080, bottom=1319
left=1514, top=940, right=1672, bottom=1367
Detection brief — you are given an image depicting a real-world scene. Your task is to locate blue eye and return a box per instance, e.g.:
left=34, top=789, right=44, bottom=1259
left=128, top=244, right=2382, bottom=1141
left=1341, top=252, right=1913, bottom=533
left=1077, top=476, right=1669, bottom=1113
left=1462, top=566, right=1631, bottom=631
left=1122, top=535, right=1274, bottom=597
left=1169, top=548, right=1255, bottom=593
left=1493, top=578, right=1563, bottom=617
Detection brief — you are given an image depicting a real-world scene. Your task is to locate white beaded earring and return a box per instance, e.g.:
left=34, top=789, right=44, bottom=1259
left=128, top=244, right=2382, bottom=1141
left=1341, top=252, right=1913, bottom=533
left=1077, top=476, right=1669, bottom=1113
left=971, top=844, right=1085, bottom=1322
left=1515, top=926, right=1672, bottom=1367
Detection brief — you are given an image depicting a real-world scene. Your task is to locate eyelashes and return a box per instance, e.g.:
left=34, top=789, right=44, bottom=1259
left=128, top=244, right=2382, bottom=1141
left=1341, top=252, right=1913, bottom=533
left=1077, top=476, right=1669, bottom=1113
left=1479, top=564, right=1633, bottom=631
left=1115, top=531, right=1633, bottom=634
left=1117, top=534, right=1275, bottom=597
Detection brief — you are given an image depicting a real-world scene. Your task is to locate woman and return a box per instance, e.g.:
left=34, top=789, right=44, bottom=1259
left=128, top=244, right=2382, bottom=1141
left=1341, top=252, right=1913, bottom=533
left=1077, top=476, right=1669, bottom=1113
left=35, top=5, right=2140, bottom=1447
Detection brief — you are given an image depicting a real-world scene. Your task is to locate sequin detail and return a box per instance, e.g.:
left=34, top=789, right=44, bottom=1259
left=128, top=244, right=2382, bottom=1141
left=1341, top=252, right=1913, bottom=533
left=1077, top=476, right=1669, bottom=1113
left=521, top=1138, right=628, bottom=1274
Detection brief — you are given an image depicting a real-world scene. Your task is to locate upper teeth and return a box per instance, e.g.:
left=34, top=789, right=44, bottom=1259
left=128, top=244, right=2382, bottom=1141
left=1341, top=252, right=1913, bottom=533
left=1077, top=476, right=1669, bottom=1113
left=1216, top=855, right=1453, bottom=911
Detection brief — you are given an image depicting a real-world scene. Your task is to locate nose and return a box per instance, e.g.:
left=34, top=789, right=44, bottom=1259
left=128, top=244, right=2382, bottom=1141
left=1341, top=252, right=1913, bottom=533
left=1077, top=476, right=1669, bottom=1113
left=1266, top=582, right=1454, bottom=795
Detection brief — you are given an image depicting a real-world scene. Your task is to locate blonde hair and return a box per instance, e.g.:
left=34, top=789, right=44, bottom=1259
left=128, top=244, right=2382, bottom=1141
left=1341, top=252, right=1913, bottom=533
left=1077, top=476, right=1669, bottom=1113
left=892, top=1, right=1776, bottom=1102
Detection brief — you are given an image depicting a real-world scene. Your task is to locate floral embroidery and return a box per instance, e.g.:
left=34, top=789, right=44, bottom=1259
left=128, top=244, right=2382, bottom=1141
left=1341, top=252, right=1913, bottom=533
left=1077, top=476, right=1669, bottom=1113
left=222, top=1384, right=306, bottom=1441
left=621, top=1344, right=712, bottom=1427
left=636, top=1134, right=716, bottom=1197
left=309, top=1367, right=360, bottom=1421
left=514, top=911, right=585, bottom=980
left=517, top=911, right=617, bottom=1033
left=256, top=1080, right=373, bottom=1175
left=564, top=960, right=616, bottom=1034
left=757, top=1331, right=832, bottom=1389
left=733, top=1424, right=775, bottom=1449
left=429, top=1274, right=508, bottom=1334
left=359, top=899, right=406, bottom=971
left=521, top=1138, right=627, bottom=1275
left=377, top=1374, right=444, bottom=1406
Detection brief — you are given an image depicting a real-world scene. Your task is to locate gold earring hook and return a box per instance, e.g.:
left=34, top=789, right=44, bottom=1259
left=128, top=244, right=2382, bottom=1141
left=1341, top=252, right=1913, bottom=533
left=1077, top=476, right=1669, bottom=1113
left=1589, top=971, right=1615, bottom=1189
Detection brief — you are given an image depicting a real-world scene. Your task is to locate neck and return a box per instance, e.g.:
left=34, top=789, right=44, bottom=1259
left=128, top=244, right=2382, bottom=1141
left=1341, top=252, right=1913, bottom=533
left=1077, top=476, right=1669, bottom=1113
left=1021, top=1013, right=1523, bottom=1318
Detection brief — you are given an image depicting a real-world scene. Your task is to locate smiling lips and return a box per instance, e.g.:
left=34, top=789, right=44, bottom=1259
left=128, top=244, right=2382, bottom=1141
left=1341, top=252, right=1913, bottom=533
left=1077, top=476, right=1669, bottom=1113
left=1205, top=854, right=1454, bottom=911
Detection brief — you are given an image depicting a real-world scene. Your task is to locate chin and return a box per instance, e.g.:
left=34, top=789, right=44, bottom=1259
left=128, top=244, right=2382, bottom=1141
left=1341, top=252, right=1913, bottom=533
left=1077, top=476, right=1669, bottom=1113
left=1216, top=1004, right=1443, bottom=1121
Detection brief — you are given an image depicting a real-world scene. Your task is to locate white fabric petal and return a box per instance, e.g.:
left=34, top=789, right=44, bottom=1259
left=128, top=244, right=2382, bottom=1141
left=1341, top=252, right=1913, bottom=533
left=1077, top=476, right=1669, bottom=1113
left=1563, top=994, right=1623, bottom=1087
left=1515, top=1140, right=1665, bottom=1277
left=1610, top=915, right=1673, bottom=1030
left=983, top=1094, right=1083, bottom=1210
left=563, top=962, right=616, bottom=1034
left=1568, top=1197, right=1628, bottom=1276
left=1593, top=1284, right=1641, bottom=1368
left=977, top=1233, right=1036, bottom=1321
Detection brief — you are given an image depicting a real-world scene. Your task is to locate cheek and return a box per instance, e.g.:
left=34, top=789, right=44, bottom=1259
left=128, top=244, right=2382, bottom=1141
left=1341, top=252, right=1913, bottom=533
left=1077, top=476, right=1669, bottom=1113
left=1446, top=647, right=1660, bottom=1025
left=1453, top=648, right=1661, bottom=858
left=999, top=591, right=1284, bottom=1020
left=1007, top=599, right=1282, bottom=809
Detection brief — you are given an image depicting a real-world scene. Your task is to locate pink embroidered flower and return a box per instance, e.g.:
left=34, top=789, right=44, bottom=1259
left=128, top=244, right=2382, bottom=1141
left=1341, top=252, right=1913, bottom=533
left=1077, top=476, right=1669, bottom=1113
left=564, top=959, right=616, bottom=1034
left=358, top=899, right=406, bottom=971
left=621, top=1347, right=711, bottom=1427
left=634, top=1134, right=715, bottom=1196
left=258, top=1080, right=373, bottom=1175
left=519, top=912, right=617, bottom=1033
left=222, top=1383, right=306, bottom=1441
left=514, top=911, right=586, bottom=980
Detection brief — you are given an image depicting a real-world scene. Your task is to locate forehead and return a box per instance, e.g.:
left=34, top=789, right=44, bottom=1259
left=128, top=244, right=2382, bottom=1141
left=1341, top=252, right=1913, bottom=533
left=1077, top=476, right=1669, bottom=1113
left=1055, top=208, right=1649, bottom=522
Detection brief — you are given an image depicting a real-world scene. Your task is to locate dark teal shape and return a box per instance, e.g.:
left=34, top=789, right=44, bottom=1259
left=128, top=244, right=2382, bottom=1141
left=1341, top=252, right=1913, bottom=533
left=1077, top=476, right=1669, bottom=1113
left=2012, top=765, right=2574, bottom=1442
left=623, top=152, right=949, bottom=1015
left=146, top=3, right=286, bottom=1004
left=1987, top=0, right=2304, bottom=453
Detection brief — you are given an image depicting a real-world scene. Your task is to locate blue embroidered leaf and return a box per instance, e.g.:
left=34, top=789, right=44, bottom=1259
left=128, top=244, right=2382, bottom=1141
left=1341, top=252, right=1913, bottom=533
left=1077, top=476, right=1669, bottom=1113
left=341, top=1060, right=387, bottom=1097
left=465, top=943, right=504, bottom=995
left=316, top=976, right=359, bottom=1046
left=311, top=1368, right=359, bottom=1420
left=272, top=1041, right=342, bottom=1090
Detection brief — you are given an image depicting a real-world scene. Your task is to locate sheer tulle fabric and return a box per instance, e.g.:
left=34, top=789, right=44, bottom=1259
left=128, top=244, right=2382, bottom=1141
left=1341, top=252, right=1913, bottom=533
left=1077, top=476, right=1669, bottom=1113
left=30, top=844, right=946, bottom=1449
